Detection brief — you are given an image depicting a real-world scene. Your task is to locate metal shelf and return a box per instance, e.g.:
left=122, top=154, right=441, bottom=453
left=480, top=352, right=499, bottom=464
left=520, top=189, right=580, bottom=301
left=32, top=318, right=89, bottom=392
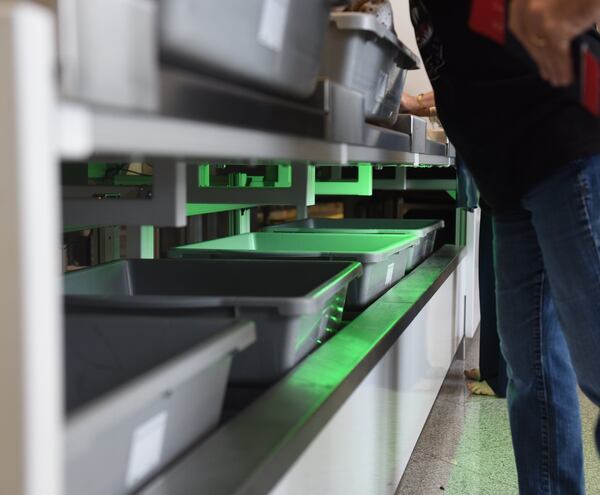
left=0, top=4, right=469, bottom=495
left=59, top=103, right=346, bottom=164
left=59, top=103, right=454, bottom=167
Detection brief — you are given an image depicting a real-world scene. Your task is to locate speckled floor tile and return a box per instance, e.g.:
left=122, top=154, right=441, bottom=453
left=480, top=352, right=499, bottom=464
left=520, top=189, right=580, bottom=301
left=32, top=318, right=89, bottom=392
left=409, top=398, right=468, bottom=462
left=464, top=335, right=480, bottom=371
left=417, top=396, right=509, bottom=451
left=580, top=391, right=600, bottom=495
left=436, top=358, right=469, bottom=406
left=396, top=451, right=518, bottom=495
left=400, top=330, right=600, bottom=494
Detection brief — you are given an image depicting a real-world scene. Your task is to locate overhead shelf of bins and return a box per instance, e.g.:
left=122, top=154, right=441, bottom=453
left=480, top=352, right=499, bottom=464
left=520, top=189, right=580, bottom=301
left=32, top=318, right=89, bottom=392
left=45, top=3, right=470, bottom=495
left=58, top=0, right=454, bottom=167
left=58, top=0, right=455, bottom=228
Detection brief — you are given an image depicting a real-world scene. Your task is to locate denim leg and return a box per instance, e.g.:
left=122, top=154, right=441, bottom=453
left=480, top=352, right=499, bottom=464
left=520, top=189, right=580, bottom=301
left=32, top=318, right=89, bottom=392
left=478, top=206, right=507, bottom=397
left=524, top=155, right=600, bottom=446
left=494, top=211, right=584, bottom=494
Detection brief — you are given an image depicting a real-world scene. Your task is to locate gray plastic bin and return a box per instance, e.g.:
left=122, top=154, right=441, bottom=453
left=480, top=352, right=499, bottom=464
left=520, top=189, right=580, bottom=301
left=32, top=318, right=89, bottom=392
left=170, top=233, right=417, bottom=308
left=321, top=12, right=419, bottom=125
left=66, top=259, right=361, bottom=388
left=159, top=0, right=330, bottom=98
left=263, top=218, right=445, bottom=271
left=64, top=262, right=256, bottom=495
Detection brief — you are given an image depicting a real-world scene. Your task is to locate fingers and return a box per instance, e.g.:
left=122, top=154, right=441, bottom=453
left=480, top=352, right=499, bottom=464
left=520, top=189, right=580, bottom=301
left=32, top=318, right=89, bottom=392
left=528, top=40, right=573, bottom=86
left=509, top=0, right=574, bottom=87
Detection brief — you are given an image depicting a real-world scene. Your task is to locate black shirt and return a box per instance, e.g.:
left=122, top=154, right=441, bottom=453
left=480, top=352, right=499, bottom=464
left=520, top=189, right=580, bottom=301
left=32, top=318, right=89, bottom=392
left=410, top=0, right=600, bottom=213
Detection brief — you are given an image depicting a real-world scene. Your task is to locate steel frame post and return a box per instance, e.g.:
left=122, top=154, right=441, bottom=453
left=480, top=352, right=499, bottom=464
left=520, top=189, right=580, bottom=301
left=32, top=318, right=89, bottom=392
left=0, top=4, right=63, bottom=495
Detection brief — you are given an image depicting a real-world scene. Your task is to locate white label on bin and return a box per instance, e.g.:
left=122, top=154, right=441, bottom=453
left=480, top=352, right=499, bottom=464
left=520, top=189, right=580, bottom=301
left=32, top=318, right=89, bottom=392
left=126, top=411, right=168, bottom=488
left=258, top=0, right=290, bottom=52
left=385, top=263, right=395, bottom=285
left=375, top=71, right=389, bottom=103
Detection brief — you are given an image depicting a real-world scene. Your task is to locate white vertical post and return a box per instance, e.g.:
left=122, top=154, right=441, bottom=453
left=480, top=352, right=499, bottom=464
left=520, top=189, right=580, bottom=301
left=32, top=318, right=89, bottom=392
left=464, top=208, right=481, bottom=338
left=0, top=4, right=63, bottom=495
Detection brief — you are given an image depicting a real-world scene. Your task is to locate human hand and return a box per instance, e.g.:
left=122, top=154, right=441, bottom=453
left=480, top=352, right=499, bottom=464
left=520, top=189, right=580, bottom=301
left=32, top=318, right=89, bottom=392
left=509, top=0, right=600, bottom=86
left=401, top=92, right=436, bottom=117
left=400, top=93, right=420, bottom=114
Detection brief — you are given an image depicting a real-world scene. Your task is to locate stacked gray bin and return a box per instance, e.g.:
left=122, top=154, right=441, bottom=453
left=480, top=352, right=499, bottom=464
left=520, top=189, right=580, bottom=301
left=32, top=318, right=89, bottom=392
left=321, top=12, right=420, bottom=126
left=170, top=232, right=417, bottom=308
left=263, top=218, right=445, bottom=271
left=64, top=260, right=257, bottom=495
left=66, top=259, right=361, bottom=389
left=159, top=0, right=330, bottom=98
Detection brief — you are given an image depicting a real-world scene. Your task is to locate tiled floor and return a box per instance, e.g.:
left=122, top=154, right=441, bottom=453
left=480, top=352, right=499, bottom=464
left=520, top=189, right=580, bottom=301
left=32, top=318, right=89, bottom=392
left=396, top=332, right=600, bottom=494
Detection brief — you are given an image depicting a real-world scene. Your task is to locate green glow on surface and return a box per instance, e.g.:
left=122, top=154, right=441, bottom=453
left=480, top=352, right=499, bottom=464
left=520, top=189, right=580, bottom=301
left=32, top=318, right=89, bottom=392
left=270, top=257, right=460, bottom=445
left=196, top=162, right=293, bottom=189
left=186, top=204, right=255, bottom=217
left=308, top=263, right=362, bottom=300
left=88, top=163, right=108, bottom=179
left=113, top=175, right=153, bottom=186
left=140, top=226, right=154, bottom=259
left=174, top=233, right=417, bottom=256
left=315, top=163, right=373, bottom=196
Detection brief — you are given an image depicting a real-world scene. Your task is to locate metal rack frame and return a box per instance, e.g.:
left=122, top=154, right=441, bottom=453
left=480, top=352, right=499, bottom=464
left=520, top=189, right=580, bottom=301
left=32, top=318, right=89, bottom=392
left=0, top=4, right=473, bottom=495
left=0, top=4, right=63, bottom=495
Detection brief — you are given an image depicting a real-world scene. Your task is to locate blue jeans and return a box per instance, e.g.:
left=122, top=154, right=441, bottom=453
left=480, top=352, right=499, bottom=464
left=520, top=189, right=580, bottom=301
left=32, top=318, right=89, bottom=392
left=494, top=155, right=600, bottom=494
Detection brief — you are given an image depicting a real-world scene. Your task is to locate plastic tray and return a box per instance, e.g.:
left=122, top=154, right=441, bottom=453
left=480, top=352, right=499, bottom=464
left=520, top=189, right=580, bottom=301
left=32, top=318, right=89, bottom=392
left=65, top=259, right=361, bottom=387
left=263, top=218, right=445, bottom=271
left=321, top=12, right=419, bottom=124
left=64, top=263, right=255, bottom=495
left=170, top=233, right=417, bottom=307
left=159, top=0, right=329, bottom=98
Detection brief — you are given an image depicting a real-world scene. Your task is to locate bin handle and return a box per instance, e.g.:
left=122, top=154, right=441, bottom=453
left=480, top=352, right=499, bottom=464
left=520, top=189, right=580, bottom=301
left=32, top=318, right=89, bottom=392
left=379, top=68, right=408, bottom=126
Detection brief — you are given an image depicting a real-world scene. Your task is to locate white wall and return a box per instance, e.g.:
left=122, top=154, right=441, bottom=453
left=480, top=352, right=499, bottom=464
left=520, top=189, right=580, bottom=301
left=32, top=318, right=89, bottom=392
left=390, top=0, right=433, bottom=95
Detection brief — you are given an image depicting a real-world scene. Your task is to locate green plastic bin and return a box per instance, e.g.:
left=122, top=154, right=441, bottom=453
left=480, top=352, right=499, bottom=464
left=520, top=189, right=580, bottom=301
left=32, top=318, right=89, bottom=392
left=263, top=218, right=444, bottom=271
left=170, top=232, right=417, bottom=307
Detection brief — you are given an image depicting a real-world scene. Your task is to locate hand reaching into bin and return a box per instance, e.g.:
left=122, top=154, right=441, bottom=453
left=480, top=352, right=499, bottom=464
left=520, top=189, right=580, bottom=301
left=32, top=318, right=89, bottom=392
left=400, top=91, right=436, bottom=117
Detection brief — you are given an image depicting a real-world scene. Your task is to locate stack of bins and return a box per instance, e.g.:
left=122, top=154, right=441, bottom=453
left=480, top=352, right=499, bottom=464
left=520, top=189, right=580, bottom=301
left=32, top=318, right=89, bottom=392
left=320, top=12, right=420, bottom=126
left=65, top=258, right=362, bottom=495
left=159, top=0, right=331, bottom=98
left=264, top=219, right=445, bottom=271
left=64, top=260, right=257, bottom=495
left=169, top=232, right=417, bottom=308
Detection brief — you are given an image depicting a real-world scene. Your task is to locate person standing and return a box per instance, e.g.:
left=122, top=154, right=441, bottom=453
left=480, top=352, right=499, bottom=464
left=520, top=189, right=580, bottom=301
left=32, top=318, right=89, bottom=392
left=464, top=201, right=509, bottom=398
left=409, top=1, right=600, bottom=493
left=402, top=92, right=508, bottom=398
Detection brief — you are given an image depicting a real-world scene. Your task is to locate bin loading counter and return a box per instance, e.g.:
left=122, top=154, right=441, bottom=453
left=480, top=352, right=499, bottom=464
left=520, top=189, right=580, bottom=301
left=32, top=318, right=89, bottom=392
left=140, top=246, right=467, bottom=495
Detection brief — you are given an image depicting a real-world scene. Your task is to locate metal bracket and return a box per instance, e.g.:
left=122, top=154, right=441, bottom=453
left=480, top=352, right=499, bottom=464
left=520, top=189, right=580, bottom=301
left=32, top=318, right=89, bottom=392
left=187, top=162, right=315, bottom=206
left=63, top=160, right=187, bottom=227
left=373, top=167, right=407, bottom=191
left=315, top=163, right=373, bottom=196
left=405, top=179, right=458, bottom=191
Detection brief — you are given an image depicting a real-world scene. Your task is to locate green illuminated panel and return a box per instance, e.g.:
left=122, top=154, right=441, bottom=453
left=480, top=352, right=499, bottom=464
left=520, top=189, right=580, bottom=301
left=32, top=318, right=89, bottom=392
left=140, top=225, right=154, bottom=259
left=186, top=203, right=255, bottom=216
left=88, top=163, right=108, bottom=179
left=197, top=162, right=293, bottom=189
left=315, top=163, right=373, bottom=196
